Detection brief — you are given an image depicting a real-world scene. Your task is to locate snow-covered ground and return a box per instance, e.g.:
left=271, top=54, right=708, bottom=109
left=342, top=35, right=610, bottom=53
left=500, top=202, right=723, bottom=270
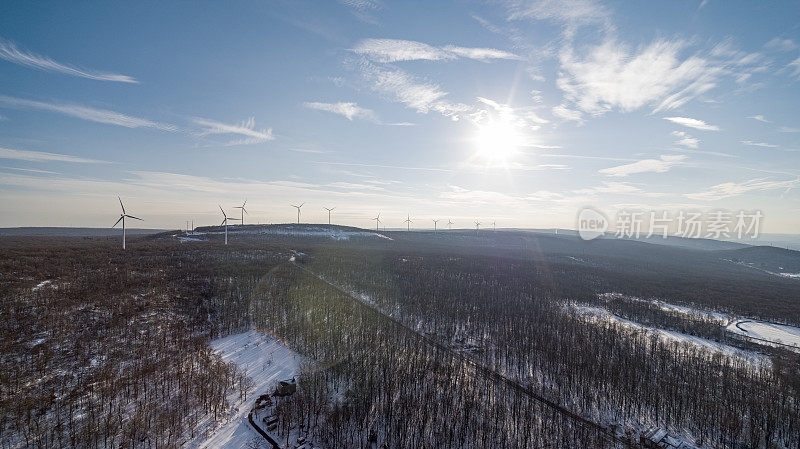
left=598, top=292, right=730, bottom=324
left=727, top=320, right=800, bottom=349
left=569, top=304, right=767, bottom=365
left=188, top=330, right=302, bottom=449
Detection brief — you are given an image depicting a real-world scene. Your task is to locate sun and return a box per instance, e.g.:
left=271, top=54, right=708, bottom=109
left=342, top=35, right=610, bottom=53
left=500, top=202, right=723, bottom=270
left=472, top=118, right=522, bottom=164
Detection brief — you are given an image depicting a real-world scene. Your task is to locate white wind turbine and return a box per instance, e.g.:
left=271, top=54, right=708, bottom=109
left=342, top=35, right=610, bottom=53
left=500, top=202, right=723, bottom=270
left=492, top=220, right=496, bottom=232
left=404, top=214, right=413, bottom=231
left=474, top=220, right=481, bottom=236
left=112, top=197, right=142, bottom=250
left=234, top=199, right=248, bottom=226
left=372, top=212, right=381, bottom=231
left=432, top=219, right=439, bottom=233
left=324, top=207, right=336, bottom=225
left=447, top=219, right=454, bottom=230
left=291, top=203, right=304, bottom=223
left=219, top=205, right=240, bottom=245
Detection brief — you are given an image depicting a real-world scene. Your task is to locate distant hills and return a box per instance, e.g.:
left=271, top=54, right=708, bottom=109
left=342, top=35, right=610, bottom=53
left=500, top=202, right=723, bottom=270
left=0, top=227, right=167, bottom=237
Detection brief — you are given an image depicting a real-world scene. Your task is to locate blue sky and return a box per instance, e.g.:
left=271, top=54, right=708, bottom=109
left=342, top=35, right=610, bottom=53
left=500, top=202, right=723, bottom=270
left=0, top=0, right=798, bottom=232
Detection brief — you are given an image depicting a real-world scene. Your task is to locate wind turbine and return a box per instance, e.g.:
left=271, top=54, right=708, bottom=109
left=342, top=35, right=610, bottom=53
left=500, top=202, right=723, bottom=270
left=474, top=220, right=481, bottom=236
left=234, top=199, right=248, bottom=226
left=372, top=212, right=381, bottom=231
left=492, top=220, right=496, bottom=232
left=291, top=203, right=304, bottom=223
left=324, top=207, right=336, bottom=225
left=447, top=219, right=454, bottom=230
left=112, top=197, right=142, bottom=250
left=219, top=205, right=240, bottom=245
left=404, top=214, right=413, bottom=231
left=432, top=219, right=439, bottom=234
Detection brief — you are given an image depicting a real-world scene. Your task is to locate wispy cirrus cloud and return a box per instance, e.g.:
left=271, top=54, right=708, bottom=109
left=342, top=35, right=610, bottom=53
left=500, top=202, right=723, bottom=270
left=504, top=0, right=613, bottom=37
left=304, top=101, right=377, bottom=121
left=0, top=146, right=106, bottom=164
left=765, top=38, right=797, bottom=52
left=671, top=131, right=699, bottom=148
left=747, top=114, right=770, bottom=123
left=194, top=117, right=274, bottom=146
left=339, top=0, right=382, bottom=24
left=599, top=154, right=686, bottom=177
left=557, top=40, right=720, bottom=115
left=355, top=60, right=472, bottom=120
left=685, top=177, right=798, bottom=201
left=0, top=38, right=138, bottom=83
left=0, top=95, right=176, bottom=131
left=351, top=38, right=520, bottom=63
left=741, top=140, right=778, bottom=148
left=303, top=101, right=413, bottom=126
left=664, top=116, right=719, bottom=131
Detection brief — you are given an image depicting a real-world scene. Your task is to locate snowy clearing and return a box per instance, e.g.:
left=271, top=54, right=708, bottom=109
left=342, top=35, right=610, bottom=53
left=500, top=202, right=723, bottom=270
left=599, top=292, right=730, bottom=324
left=570, top=304, right=767, bottom=365
left=188, top=330, right=302, bottom=449
left=727, top=320, right=800, bottom=349
left=32, top=280, right=52, bottom=291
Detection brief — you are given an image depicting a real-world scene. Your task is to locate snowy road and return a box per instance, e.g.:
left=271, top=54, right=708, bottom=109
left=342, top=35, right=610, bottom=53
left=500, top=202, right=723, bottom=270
left=727, top=319, right=800, bottom=349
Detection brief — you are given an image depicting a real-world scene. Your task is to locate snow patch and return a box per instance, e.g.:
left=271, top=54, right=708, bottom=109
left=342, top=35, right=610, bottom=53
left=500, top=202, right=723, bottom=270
left=188, top=330, right=302, bottom=449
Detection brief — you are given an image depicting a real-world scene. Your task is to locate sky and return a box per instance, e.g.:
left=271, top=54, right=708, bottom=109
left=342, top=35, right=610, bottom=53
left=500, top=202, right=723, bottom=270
left=0, top=0, right=798, bottom=233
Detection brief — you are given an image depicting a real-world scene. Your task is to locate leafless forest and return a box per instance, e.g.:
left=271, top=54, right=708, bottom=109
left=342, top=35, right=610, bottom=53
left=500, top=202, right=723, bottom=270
left=1, top=229, right=799, bottom=448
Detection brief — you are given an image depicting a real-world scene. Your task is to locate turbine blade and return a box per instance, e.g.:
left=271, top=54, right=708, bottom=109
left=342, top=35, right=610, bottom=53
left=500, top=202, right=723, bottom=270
left=221, top=219, right=226, bottom=226
left=118, top=196, right=125, bottom=214
left=112, top=216, right=123, bottom=228
left=126, top=215, right=143, bottom=220
left=219, top=205, right=226, bottom=218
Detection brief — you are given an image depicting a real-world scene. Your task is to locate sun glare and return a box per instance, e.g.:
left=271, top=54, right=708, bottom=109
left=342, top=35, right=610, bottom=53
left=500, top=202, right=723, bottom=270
left=473, top=119, right=522, bottom=164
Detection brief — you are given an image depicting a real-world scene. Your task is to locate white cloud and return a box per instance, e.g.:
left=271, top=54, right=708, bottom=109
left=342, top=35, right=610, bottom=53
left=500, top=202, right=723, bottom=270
left=303, top=101, right=378, bottom=122
left=339, top=0, right=382, bottom=24
left=551, top=104, right=583, bottom=123
left=685, top=177, right=798, bottom=201
left=746, top=114, right=770, bottom=123
left=741, top=140, right=778, bottom=148
left=0, top=146, right=106, bottom=164
left=664, top=116, right=719, bottom=131
left=671, top=131, right=699, bottom=148
left=0, top=95, right=175, bottom=131
left=765, top=38, right=797, bottom=52
left=441, top=45, right=521, bottom=61
left=557, top=39, right=719, bottom=114
left=351, top=39, right=519, bottom=63
left=789, top=57, right=800, bottom=78
left=504, top=0, right=613, bottom=36
left=0, top=38, right=138, bottom=83
left=356, top=60, right=471, bottom=120
left=573, top=181, right=642, bottom=195
left=779, top=126, right=800, bottom=133
left=599, top=154, right=686, bottom=177
left=194, top=117, right=274, bottom=146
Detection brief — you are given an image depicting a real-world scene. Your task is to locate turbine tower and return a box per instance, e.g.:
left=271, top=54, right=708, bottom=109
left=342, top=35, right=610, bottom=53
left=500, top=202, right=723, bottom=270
left=372, top=212, right=381, bottom=231
left=492, top=220, right=496, bottom=232
left=324, top=207, right=336, bottom=225
left=112, top=196, right=142, bottom=250
left=432, top=219, right=439, bottom=233
left=447, top=219, right=454, bottom=230
left=291, top=203, right=304, bottom=224
left=234, top=199, right=248, bottom=226
left=474, top=220, right=481, bottom=236
left=219, top=205, right=240, bottom=245
left=404, top=214, right=413, bottom=231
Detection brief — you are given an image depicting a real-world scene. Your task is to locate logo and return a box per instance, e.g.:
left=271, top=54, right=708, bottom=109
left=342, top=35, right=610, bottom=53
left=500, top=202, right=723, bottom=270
left=577, top=207, right=608, bottom=241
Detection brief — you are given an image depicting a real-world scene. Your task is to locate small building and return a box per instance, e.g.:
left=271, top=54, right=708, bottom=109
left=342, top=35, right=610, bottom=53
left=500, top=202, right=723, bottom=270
left=273, top=377, right=297, bottom=397
left=641, top=427, right=700, bottom=449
